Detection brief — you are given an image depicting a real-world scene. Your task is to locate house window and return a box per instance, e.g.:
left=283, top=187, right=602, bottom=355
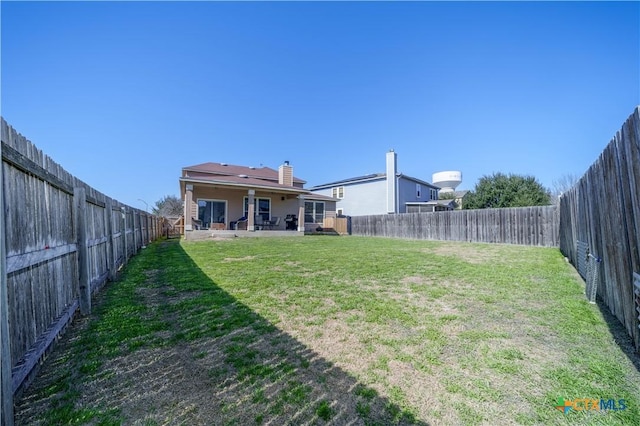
left=430, top=189, right=437, bottom=200
left=416, top=184, right=421, bottom=199
left=304, top=201, right=325, bottom=223
left=332, top=186, right=344, bottom=199
left=243, top=197, right=271, bottom=221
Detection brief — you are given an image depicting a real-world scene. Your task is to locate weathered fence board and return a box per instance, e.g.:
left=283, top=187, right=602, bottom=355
left=351, top=205, right=559, bottom=247
left=1, top=139, right=15, bottom=425
left=559, top=107, right=640, bottom=351
left=635, top=273, right=640, bottom=337
left=1, top=118, right=163, bottom=424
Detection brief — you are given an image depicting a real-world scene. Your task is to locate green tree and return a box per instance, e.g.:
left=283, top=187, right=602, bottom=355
left=152, top=195, right=183, bottom=217
left=464, top=173, right=551, bottom=209
left=438, top=191, right=457, bottom=200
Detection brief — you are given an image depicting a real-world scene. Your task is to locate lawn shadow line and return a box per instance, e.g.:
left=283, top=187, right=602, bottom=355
left=161, top=240, right=430, bottom=424
left=14, top=239, right=430, bottom=425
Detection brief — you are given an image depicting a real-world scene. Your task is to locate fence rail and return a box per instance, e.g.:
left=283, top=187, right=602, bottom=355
left=1, top=118, right=162, bottom=425
left=559, top=107, right=640, bottom=351
left=351, top=205, right=559, bottom=247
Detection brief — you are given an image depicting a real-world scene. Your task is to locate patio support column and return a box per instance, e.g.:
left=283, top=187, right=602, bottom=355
left=247, top=190, right=255, bottom=231
left=184, top=184, right=193, bottom=232
left=297, top=195, right=305, bottom=232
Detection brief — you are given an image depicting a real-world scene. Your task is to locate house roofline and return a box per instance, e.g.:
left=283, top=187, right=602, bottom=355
left=303, top=193, right=339, bottom=202
left=310, top=173, right=440, bottom=191
left=405, top=200, right=455, bottom=206
left=180, top=178, right=339, bottom=205
left=398, top=174, right=441, bottom=189
left=180, top=177, right=309, bottom=195
left=309, top=173, right=386, bottom=190
left=182, top=163, right=307, bottom=185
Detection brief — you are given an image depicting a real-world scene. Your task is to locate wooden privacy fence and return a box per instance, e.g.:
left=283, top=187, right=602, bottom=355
left=351, top=205, right=559, bottom=247
left=322, top=216, right=349, bottom=235
left=559, top=107, right=640, bottom=351
left=1, top=118, right=162, bottom=425
left=350, top=107, right=640, bottom=351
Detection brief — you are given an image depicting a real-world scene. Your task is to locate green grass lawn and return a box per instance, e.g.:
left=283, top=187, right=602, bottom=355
left=14, top=236, right=640, bottom=425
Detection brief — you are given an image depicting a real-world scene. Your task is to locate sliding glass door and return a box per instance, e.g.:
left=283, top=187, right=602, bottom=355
left=198, top=199, right=227, bottom=229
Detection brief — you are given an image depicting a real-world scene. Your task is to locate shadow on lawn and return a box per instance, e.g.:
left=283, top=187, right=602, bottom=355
left=14, top=239, right=428, bottom=425
left=596, top=298, right=640, bottom=373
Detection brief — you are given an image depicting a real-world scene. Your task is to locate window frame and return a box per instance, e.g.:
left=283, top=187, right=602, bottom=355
left=332, top=186, right=345, bottom=199
left=304, top=201, right=325, bottom=223
left=243, top=196, right=271, bottom=221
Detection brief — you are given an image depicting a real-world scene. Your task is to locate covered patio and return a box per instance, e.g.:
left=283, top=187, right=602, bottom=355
left=179, top=161, right=337, bottom=238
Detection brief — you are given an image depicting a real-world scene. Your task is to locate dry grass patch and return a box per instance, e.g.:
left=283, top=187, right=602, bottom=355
left=428, top=241, right=517, bottom=265
left=221, top=255, right=255, bottom=262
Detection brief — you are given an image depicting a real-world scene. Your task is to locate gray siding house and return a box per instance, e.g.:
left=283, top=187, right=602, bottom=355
left=309, top=151, right=440, bottom=216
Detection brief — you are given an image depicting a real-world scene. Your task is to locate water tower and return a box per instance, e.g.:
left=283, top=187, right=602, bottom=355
left=432, top=171, right=462, bottom=193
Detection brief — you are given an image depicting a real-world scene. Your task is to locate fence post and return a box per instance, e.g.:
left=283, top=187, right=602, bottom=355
left=1, top=144, right=15, bottom=426
left=132, top=210, right=138, bottom=252
left=145, top=214, right=150, bottom=245
left=121, top=207, right=128, bottom=265
left=74, top=187, right=91, bottom=315
left=297, top=195, right=305, bottom=232
left=141, top=213, right=146, bottom=247
left=105, top=198, right=116, bottom=281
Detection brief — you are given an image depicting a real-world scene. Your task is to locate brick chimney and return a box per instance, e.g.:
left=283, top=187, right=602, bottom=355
left=279, top=161, right=293, bottom=186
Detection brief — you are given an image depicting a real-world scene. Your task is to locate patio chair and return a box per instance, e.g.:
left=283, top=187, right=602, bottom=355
left=192, top=217, right=203, bottom=230
left=233, top=217, right=248, bottom=230
left=265, top=216, right=281, bottom=230
left=255, top=215, right=265, bottom=230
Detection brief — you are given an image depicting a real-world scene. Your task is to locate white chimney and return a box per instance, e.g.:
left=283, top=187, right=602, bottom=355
left=386, top=150, right=397, bottom=213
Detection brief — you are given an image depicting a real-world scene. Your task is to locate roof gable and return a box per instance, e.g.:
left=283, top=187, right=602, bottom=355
left=398, top=174, right=440, bottom=189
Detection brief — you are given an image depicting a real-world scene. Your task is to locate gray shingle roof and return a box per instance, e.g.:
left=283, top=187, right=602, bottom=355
left=183, top=162, right=306, bottom=184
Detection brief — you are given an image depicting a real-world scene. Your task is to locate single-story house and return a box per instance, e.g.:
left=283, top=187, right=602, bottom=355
left=179, top=161, right=337, bottom=233
left=451, top=190, right=470, bottom=210
left=309, top=150, right=441, bottom=216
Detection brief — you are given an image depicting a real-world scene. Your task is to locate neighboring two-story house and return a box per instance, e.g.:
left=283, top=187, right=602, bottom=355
left=309, top=151, right=442, bottom=216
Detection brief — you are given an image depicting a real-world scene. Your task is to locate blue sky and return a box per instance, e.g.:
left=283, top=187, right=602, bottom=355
left=2, top=1, right=638, bottom=210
